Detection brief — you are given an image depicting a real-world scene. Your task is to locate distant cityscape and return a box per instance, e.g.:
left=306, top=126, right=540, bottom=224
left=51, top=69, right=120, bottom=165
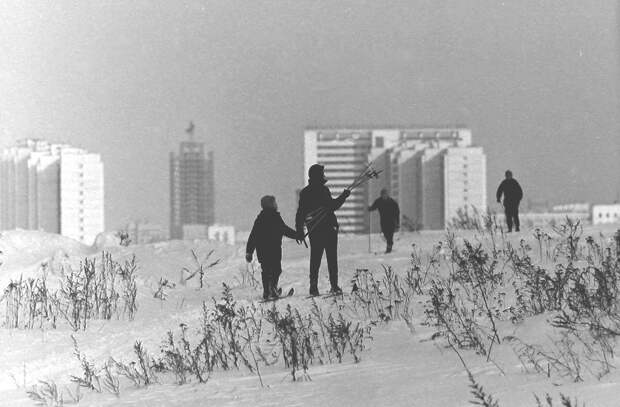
left=304, top=128, right=486, bottom=233
left=1, top=126, right=619, bottom=245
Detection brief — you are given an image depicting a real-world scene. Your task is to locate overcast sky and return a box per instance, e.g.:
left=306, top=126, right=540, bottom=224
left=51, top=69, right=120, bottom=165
left=1, top=0, right=619, bottom=232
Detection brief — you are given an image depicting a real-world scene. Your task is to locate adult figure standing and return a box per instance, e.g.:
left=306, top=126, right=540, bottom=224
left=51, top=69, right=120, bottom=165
left=496, top=170, right=523, bottom=232
left=368, top=188, right=400, bottom=253
left=296, top=164, right=350, bottom=296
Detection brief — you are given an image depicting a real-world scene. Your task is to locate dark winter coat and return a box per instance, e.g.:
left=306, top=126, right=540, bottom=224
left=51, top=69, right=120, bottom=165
left=496, top=178, right=523, bottom=205
left=296, top=181, right=347, bottom=236
left=246, top=208, right=297, bottom=264
left=369, top=197, right=400, bottom=231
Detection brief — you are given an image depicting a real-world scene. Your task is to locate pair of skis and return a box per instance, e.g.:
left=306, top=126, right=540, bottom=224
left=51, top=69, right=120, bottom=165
left=257, top=288, right=346, bottom=302
left=305, top=292, right=345, bottom=300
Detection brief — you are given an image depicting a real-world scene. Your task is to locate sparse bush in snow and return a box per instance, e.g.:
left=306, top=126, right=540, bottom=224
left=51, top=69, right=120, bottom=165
left=0, top=251, right=138, bottom=330
left=115, top=230, right=131, bottom=247
left=181, top=248, right=220, bottom=289
left=421, top=219, right=620, bottom=382
left=153, top=277, right=175, bottom=301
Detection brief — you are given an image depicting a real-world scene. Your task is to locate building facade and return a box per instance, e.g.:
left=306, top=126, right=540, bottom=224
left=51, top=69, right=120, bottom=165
left=592, top=204, right=620, bottom=225
left=170, top=140, right=215, bottom=239
left=303, top=130, right=373, bottom=233
left=304, top=128, right=486, bottom=232
left=208, top=224, right=236, bottom=245
left=0, top=139, right=104, bottom=244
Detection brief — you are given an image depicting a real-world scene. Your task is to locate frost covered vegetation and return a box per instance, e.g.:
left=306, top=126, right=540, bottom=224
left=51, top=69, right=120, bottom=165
left=425, top=219, right=620, bottom=383
left=1, top=252, right=138, bottom=331
left=1, top=222, right=619, bottom=406
left=24, top=282, right=373, bottom=405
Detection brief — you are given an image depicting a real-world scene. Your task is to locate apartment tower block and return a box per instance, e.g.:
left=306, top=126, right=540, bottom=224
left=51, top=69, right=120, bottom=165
left=303, top=128, right=486, bottom=232
left=0, top=139, right=104, bottom=244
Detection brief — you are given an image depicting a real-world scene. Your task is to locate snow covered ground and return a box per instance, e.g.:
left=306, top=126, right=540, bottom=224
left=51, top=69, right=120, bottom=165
left=1, top=225, right=620, bottom=406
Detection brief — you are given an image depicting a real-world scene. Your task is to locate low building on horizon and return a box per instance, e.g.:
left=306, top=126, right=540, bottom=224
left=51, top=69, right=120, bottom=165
left=592, top=204, right=620, bottom=225
left=180, top=223, right=235, bottom=245
left=125, top=220, right=165, bottom=244
left=208, top=224, right=235, bottom=245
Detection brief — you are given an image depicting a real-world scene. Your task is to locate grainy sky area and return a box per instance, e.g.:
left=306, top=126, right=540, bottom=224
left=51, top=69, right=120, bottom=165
left=1, top=0, right=619, bottom=232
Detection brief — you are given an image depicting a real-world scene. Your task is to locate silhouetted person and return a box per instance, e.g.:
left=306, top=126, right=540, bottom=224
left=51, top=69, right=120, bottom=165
left=368, top=188, right=400, bottom=253
left=296, top=164, right=350, bottom=296
left=496, top=170, right=523, bottom=232
left=246, top=195, right=298, bottom=299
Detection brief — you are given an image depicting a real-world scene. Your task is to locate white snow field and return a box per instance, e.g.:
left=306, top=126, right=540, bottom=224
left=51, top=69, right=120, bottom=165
left=1, top=225, right=620, bottom=407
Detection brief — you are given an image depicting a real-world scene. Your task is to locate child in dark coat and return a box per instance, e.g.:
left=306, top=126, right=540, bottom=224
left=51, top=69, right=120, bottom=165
left=246, top=195, right=298, bottom=299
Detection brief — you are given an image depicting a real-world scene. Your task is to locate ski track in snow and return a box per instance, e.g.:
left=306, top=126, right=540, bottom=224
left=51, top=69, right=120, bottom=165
left=1, top=227, right=620, bottom=406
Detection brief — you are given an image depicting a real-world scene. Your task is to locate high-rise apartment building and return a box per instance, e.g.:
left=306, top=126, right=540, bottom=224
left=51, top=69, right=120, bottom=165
left=169, top=140, right=215, bottom=239
left=303, top=130, right=373, bottom=233
left=0, top=139, right=104, bottom=243
left=303, top=128, right=486, bottom=232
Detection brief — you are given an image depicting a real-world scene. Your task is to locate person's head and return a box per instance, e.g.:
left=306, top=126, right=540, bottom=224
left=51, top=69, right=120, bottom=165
left=308, top=164, right=327, bottom=184
left=505, top=170, right=513, bottom=179
left=260, top=195, right=277, bottom=211
left=380, top=188, right=389, bottom=199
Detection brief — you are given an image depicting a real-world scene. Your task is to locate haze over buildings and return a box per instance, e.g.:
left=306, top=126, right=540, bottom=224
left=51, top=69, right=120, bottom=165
left=1, top=2, right=618, bottom=231
left=0, top=139, right=104, bottom=244
left=304, top=128, right=486, bottom=232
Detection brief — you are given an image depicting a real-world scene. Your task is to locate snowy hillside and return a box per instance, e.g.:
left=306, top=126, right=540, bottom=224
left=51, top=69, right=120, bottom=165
left=1, top=224, right=620, bottom=406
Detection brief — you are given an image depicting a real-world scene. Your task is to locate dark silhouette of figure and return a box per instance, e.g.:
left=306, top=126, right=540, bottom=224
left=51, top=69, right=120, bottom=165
left=369, top=188, right=400, bottom=253
left=496, top=170, right=523, bottom=232
left=246, top=195, right=298, bottom=299
left=296, top=164, right=351, bottom=296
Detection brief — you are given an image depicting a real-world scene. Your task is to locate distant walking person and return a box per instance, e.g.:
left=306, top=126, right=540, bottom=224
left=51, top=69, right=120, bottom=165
left=368, top=188, right=400, bottom=253
left=296, top=164, right=350, bottom=296
left=496, top=170, right=523, bottom=232
left=246, top=195, right=299, bottom=299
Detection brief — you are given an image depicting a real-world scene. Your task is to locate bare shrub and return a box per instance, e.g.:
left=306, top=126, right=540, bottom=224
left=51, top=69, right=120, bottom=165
left=182, top=249, right=220, bottom=289
left=1, top=252, right=139, bottom=330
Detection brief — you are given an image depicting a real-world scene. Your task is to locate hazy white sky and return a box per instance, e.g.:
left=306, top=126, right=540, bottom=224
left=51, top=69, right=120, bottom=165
left=1, top=0, right=619, bottom=231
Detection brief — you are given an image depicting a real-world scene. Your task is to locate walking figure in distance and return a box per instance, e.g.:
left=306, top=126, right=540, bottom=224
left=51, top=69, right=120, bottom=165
left=496, top=170, right=523, bottom=232
left=296, top=164, right=351, bottom=296
left=368, top=188, right=400, bottom=253
left=246, top=195, right=299, bottom=299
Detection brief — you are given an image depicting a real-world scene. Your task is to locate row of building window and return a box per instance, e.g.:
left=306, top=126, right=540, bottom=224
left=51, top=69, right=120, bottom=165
left=598, top=212, right=619, bottom=218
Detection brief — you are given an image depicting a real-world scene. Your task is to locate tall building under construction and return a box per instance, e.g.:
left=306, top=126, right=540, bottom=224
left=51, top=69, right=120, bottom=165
left=169, top=134, right=215, bottom=240
left=303, top=128, right=486, bottom=232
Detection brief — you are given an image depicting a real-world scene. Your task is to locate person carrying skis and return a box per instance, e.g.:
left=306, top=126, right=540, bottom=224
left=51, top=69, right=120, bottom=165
left=246, top=195, right=299, bottom=300
left=368, top=188, right=400, bottom=253
left=295, top=164, right=351, bottom=296
left=496, top=170, right=524, bottom=232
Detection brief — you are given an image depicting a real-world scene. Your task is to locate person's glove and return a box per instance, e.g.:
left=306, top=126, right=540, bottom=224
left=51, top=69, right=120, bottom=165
left=296, top=232, right=308, bottom=248
left=245, top=253, right=252, bottom=263
left=342, top=189, right=351, bottom=198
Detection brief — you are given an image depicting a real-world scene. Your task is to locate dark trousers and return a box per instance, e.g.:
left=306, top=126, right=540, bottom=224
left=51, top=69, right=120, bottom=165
left=259, top=260, right=282, bottom=297
left=504, top=203, right=520, bottom=231
left=308, top=226, right=339, bottom=291
left=381, top=226, right=395, bottom=248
